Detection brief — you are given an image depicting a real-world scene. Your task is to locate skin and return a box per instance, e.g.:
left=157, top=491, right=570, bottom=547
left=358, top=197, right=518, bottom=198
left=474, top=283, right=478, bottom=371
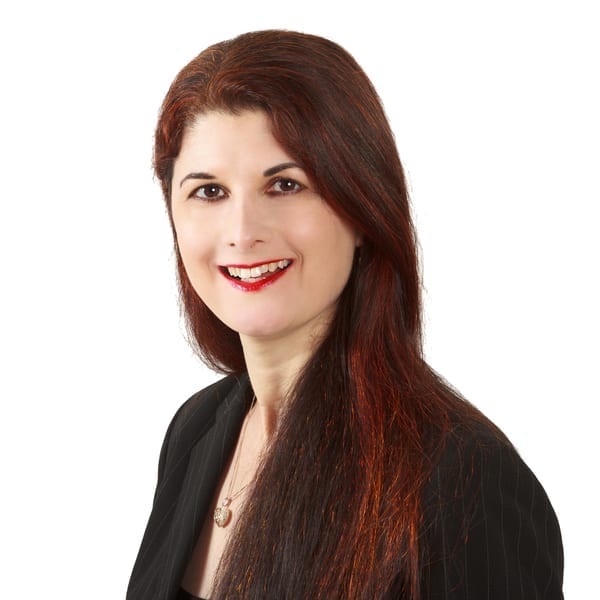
left=171, top=110, right=360, bottom=596
left=171, top=109, right=360, bottom=428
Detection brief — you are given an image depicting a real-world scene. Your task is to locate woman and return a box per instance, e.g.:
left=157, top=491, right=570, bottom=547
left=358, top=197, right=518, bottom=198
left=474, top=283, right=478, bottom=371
left=127, top=30, right=563, bottom=599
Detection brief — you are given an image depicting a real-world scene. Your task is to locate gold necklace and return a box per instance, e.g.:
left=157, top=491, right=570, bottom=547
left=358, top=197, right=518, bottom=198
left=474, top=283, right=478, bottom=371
left=214, top=403, right=254, bottom=528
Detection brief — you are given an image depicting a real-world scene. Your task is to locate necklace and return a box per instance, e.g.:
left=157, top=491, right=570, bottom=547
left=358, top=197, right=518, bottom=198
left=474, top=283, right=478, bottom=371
left=214, top=402, right=255, bottom=528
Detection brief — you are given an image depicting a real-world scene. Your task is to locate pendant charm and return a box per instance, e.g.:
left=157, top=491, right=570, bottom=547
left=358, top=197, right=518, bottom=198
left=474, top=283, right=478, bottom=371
left=214, top=497, right=232, bottom=527
left=214, top=506, right=231, bottom=527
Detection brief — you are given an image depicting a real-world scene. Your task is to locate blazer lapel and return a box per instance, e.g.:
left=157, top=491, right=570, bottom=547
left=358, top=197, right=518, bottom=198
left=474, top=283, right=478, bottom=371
left=159, top=377, right=251, bottom=598
left=128, top=374, right=252, bottom=600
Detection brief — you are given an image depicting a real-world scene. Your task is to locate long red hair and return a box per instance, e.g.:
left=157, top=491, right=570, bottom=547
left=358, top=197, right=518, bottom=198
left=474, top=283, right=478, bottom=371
left=155, top=30, right=476, bottom=598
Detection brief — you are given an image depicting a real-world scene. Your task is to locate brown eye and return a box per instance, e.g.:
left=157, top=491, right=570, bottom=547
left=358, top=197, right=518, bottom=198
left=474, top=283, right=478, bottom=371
left=193, top=184, right=226, bottom=200
left=270, top=178, right=303, bottom=194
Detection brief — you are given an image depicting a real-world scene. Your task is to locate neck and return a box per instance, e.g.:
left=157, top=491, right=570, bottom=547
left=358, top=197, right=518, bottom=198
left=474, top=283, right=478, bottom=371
left=240, top=326, right=324, bottom=438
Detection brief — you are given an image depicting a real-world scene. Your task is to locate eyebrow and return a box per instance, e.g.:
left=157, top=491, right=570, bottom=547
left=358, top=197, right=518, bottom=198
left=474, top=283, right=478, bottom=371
left=179, top=162, right=302, bottom=188
left=263, top=162, right=301, bottom=176
left=179, top=172, right=215, bottom=188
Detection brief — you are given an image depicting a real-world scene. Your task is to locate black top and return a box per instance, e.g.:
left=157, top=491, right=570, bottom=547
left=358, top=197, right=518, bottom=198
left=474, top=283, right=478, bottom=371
left=127, top=374, right=564, bottom=599
left=177, top=588, right=205, bottom=600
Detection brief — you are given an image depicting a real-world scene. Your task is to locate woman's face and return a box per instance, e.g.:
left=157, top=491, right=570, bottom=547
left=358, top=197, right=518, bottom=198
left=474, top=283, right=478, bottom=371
left=171, top=110, right=360, bottom=345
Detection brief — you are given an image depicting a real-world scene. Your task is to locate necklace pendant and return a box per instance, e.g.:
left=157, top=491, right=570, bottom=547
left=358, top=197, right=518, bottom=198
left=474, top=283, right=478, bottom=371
left=214, top=504, right=232, bottom=527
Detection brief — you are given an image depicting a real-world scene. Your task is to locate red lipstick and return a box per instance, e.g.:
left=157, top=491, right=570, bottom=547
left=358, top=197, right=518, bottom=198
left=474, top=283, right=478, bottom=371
left=220, top=259, right=292, bottom=292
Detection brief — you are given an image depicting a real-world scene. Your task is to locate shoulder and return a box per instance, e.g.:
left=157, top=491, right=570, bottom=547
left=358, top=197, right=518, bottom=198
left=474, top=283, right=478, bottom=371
left=430, top=415, right=520, bottom=500
left=422, top=412, right=564, bottom=598
left=156, top=373, right=250, bottom=484
left=431, top=415, right=553, bottom=517
left=165, top=373, right=248, bottom=439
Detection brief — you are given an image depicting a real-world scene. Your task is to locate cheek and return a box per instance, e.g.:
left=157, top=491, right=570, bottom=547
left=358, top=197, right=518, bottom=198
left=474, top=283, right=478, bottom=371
left=317, top=218, right=358, bottom=258
left=174, top=215, right=208, bottom=256
left=174, top=227, right=215, bottom=286
left=300, top=218, right=358, bottom=284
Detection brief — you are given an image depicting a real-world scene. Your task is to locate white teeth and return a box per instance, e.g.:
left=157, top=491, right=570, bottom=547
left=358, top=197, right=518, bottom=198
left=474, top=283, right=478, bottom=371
left=226, top=259, right=290, bottom=279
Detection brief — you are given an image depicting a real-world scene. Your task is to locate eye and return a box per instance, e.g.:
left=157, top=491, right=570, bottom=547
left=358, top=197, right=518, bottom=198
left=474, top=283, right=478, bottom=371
left=268, top=178, right=304, bottom=195
left=191, top=184, right=227, bottom=201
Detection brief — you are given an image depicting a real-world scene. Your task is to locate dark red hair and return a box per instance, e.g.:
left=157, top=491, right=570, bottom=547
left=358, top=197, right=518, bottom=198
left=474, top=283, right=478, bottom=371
left=154, top=30, right=475, bottom=598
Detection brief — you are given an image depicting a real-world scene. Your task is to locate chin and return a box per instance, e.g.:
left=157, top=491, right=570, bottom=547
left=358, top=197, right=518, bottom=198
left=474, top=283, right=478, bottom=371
left=235, top=324, right=291, bottom=341
left=222, top=314, right=293, bottom=341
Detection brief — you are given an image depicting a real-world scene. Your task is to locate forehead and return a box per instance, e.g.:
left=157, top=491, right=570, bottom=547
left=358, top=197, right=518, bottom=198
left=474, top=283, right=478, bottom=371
left=175, top=110, right=292, bottom=175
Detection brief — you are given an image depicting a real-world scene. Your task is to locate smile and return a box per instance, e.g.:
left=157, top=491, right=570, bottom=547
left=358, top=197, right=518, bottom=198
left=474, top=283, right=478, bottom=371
left=220, top=259, right=292, bottom=291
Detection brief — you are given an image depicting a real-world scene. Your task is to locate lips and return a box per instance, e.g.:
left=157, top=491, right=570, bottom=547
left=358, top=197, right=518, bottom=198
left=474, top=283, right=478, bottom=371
left=220, top=259, right=292, bottom=291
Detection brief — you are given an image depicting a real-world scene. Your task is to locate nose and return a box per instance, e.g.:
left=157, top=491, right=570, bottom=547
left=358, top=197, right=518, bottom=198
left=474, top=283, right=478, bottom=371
left=225, top=194, right=270, bottom=250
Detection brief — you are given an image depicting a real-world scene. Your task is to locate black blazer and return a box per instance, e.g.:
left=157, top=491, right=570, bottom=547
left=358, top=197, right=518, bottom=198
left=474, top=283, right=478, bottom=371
left=127, top=374, right=564, bottom=599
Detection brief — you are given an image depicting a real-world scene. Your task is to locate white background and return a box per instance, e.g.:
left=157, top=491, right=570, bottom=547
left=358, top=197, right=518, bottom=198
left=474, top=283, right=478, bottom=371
left=1, top=1, right=597, bottom=597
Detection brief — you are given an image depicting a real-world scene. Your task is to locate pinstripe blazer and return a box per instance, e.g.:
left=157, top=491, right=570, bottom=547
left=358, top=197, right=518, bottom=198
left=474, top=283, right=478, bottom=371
left=127, top=374, right=564, bottom=599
